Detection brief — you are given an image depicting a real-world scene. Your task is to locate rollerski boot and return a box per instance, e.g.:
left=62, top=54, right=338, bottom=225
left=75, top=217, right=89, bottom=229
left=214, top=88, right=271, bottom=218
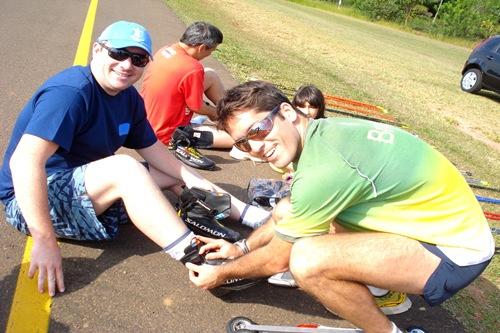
left=180, top=238, right=261, bottom=297
left=177, top=187, right=242, bottom=243
left=169, top=126, right=215, bottom=170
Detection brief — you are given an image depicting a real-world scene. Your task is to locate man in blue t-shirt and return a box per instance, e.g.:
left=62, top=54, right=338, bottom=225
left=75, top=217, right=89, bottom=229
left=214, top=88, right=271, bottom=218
left=0, top=21, right=269, bottom=297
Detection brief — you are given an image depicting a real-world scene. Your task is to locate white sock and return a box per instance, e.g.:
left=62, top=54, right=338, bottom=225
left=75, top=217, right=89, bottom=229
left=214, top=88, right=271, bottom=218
left=367, top=285, right=389, bottom=297
left=163, top=230, right=195, bottom=260
left=239, top=204, right=271, bottom=229
left=391, top=322, right=403, bottom=333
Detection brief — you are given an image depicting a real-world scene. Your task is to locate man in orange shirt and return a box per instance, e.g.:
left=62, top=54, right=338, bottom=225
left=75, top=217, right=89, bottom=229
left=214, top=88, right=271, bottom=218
left=141, top=22, right=233, bottom=170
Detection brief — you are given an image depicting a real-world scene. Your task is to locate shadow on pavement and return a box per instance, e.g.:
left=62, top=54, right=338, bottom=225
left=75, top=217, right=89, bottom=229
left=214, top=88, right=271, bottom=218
left=0, top=224, right=158, bottom=332
left=219, top=285, right=468, bottom=332
left=55, top=224, right=158, bottom=295
left=0, top=266, right=17, bottom=332
left=213, top=182, right=251, bottom=204
left=49, top=319, right=71, bottom=333
left=206, top=153, right=241, bottom=166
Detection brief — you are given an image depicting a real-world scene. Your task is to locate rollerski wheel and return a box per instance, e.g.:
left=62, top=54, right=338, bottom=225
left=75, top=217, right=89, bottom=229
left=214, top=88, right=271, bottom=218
left=406, top=327, right=427, bottom=333
left=226, top=316, right=258, bottom=333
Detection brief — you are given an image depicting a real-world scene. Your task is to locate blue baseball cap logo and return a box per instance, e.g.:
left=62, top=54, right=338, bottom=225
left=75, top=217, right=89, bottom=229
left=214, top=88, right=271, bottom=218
left=97, top=21, right=153, bottom=56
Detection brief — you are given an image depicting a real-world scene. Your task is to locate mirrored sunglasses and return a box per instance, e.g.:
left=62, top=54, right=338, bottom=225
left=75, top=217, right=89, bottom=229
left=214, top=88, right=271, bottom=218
left=100, top=43, right=150, bottom=68
left=234, top=105, right=280, bottom=153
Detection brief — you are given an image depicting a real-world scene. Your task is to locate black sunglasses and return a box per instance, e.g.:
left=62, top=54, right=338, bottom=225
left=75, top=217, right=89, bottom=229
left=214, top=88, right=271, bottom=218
left=100, top=43, right=150, bottom=68
left=234, top=105, right=281, bottom=153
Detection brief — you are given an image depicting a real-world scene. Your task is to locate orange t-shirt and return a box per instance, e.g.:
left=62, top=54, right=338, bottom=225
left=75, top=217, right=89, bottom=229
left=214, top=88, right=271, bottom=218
left=140, top=43, right=205, bottom=143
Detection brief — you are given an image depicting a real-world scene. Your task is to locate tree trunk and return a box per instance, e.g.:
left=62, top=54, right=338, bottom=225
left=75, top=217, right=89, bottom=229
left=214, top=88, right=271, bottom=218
left=433, top=0, right=444, bottom=24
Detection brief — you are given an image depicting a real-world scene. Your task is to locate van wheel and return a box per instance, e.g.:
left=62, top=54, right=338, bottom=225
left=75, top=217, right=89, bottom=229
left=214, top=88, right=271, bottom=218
left=461, top=68, right=482, bottom=93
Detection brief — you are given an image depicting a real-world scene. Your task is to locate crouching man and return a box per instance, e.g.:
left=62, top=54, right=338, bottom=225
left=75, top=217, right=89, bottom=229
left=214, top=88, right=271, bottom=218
left=186, top=81, right=494, bottom=333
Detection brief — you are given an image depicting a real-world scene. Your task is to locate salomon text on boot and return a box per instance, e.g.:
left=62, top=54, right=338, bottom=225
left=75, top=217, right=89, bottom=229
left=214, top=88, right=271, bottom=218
left=169, top=126, right=216, bottom=170
left=177, top=187, right=241, bottom=242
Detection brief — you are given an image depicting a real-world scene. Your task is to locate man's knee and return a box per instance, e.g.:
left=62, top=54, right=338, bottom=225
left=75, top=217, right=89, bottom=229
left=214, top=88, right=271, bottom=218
left=113, top=153, right=145, bottom=169
left=289, top=238, right=325, bottom=284
left=204, top=67, right=219, bottom=81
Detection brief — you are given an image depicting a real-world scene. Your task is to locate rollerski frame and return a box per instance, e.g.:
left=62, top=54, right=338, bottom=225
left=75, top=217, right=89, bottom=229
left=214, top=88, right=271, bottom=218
left=226, top=316, right=427, bottom=333
left=227, top=316, right=362, bottom=333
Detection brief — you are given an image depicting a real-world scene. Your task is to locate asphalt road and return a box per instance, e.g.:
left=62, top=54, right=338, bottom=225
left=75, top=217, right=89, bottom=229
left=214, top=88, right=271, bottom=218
left=0, top=0, right=467, bottom=332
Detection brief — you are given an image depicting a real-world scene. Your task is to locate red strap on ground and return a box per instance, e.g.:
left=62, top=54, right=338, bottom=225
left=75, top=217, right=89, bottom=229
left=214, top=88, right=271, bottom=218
left=484, top=211, right=500, bottom=220
left=324, top=94, right=397, bottom=121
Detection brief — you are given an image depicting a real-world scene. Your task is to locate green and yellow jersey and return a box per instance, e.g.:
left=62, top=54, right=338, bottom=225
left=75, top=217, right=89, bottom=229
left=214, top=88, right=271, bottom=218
left=275, top=118, right=493, bottom=265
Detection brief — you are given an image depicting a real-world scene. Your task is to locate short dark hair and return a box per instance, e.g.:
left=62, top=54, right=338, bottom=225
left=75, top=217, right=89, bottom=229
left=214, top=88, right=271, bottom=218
left=180, top=22, right=223, bottom=48
left=216, top=81, right=291, bottom=131
left=292, top=84, right=325, bottom=118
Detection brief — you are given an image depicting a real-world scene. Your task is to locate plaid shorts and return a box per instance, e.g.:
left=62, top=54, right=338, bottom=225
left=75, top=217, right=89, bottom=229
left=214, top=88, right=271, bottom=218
left=5, top=165, right=129, bottom=241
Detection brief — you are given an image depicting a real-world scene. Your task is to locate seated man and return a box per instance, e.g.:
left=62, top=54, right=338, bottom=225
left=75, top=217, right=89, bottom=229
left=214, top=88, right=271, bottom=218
left=185, top=81, right=494, bottom=333
left=0, top=22, right=268, bottom=297
left=141, top=21, right=234, bottom=169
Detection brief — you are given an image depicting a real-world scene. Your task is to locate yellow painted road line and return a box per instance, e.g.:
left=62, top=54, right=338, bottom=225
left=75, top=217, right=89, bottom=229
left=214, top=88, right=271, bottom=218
left=74, top=0, right=99, bottom=66
left=6, top=0, right=99, bottom=332
left=6, top=238, right=51, bottom=333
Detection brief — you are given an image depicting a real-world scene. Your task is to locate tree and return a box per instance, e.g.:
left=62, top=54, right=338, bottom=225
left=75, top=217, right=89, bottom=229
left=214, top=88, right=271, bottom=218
left=352, top=0, right=424, bottom=24
left=439, top=0, right=500, bottom=38
left=432, top=0, right=443, bottom=24
left=399, top=0, right=425, bottom=26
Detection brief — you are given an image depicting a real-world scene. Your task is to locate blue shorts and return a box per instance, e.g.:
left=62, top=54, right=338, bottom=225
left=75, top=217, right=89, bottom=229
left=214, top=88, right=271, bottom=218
left=4, top=165, right=129, bottom=241
left=421, top=242, right=491, bottom=306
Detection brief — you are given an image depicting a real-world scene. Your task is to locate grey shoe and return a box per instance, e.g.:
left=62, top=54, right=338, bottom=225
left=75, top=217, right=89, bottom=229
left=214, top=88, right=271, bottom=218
left=267, top=270, right=297, bottom=288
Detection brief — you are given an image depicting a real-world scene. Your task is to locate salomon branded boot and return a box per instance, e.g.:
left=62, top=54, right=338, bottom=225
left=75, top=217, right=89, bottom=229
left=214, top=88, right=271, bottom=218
left=180, top=238, right=205, bottom=265
left=177, top=187, right=241, bottom=243
left=171, top=126, right=214, bottom=149
left=180, top=238, right=260, bottom=297
left=169, top=126, right=215, bottom=170
left=174, top=146, right=216, bottom=170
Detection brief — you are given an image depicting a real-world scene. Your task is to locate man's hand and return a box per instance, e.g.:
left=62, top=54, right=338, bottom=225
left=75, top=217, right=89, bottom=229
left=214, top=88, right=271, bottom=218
left=196, top=236, right=243, bottom=259
left=9, top=135, right=64, bottom=296
left=29, top=239, right=65, bottom=296
left=185, top=262, right=223, bottom=289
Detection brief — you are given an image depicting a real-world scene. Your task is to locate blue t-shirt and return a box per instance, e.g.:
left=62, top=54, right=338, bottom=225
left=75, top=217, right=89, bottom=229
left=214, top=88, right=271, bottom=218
left=0, top=65, right=157, bottom=203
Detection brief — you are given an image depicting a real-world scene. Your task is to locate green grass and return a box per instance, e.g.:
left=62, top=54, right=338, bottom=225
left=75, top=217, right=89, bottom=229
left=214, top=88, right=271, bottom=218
left=285, top=0, right=481, bottom=49
left=286, top=0, right=363, bottom=19
left=163, top=0, right=499, bottom=330
left=443, top=253, right=500, bottom=332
